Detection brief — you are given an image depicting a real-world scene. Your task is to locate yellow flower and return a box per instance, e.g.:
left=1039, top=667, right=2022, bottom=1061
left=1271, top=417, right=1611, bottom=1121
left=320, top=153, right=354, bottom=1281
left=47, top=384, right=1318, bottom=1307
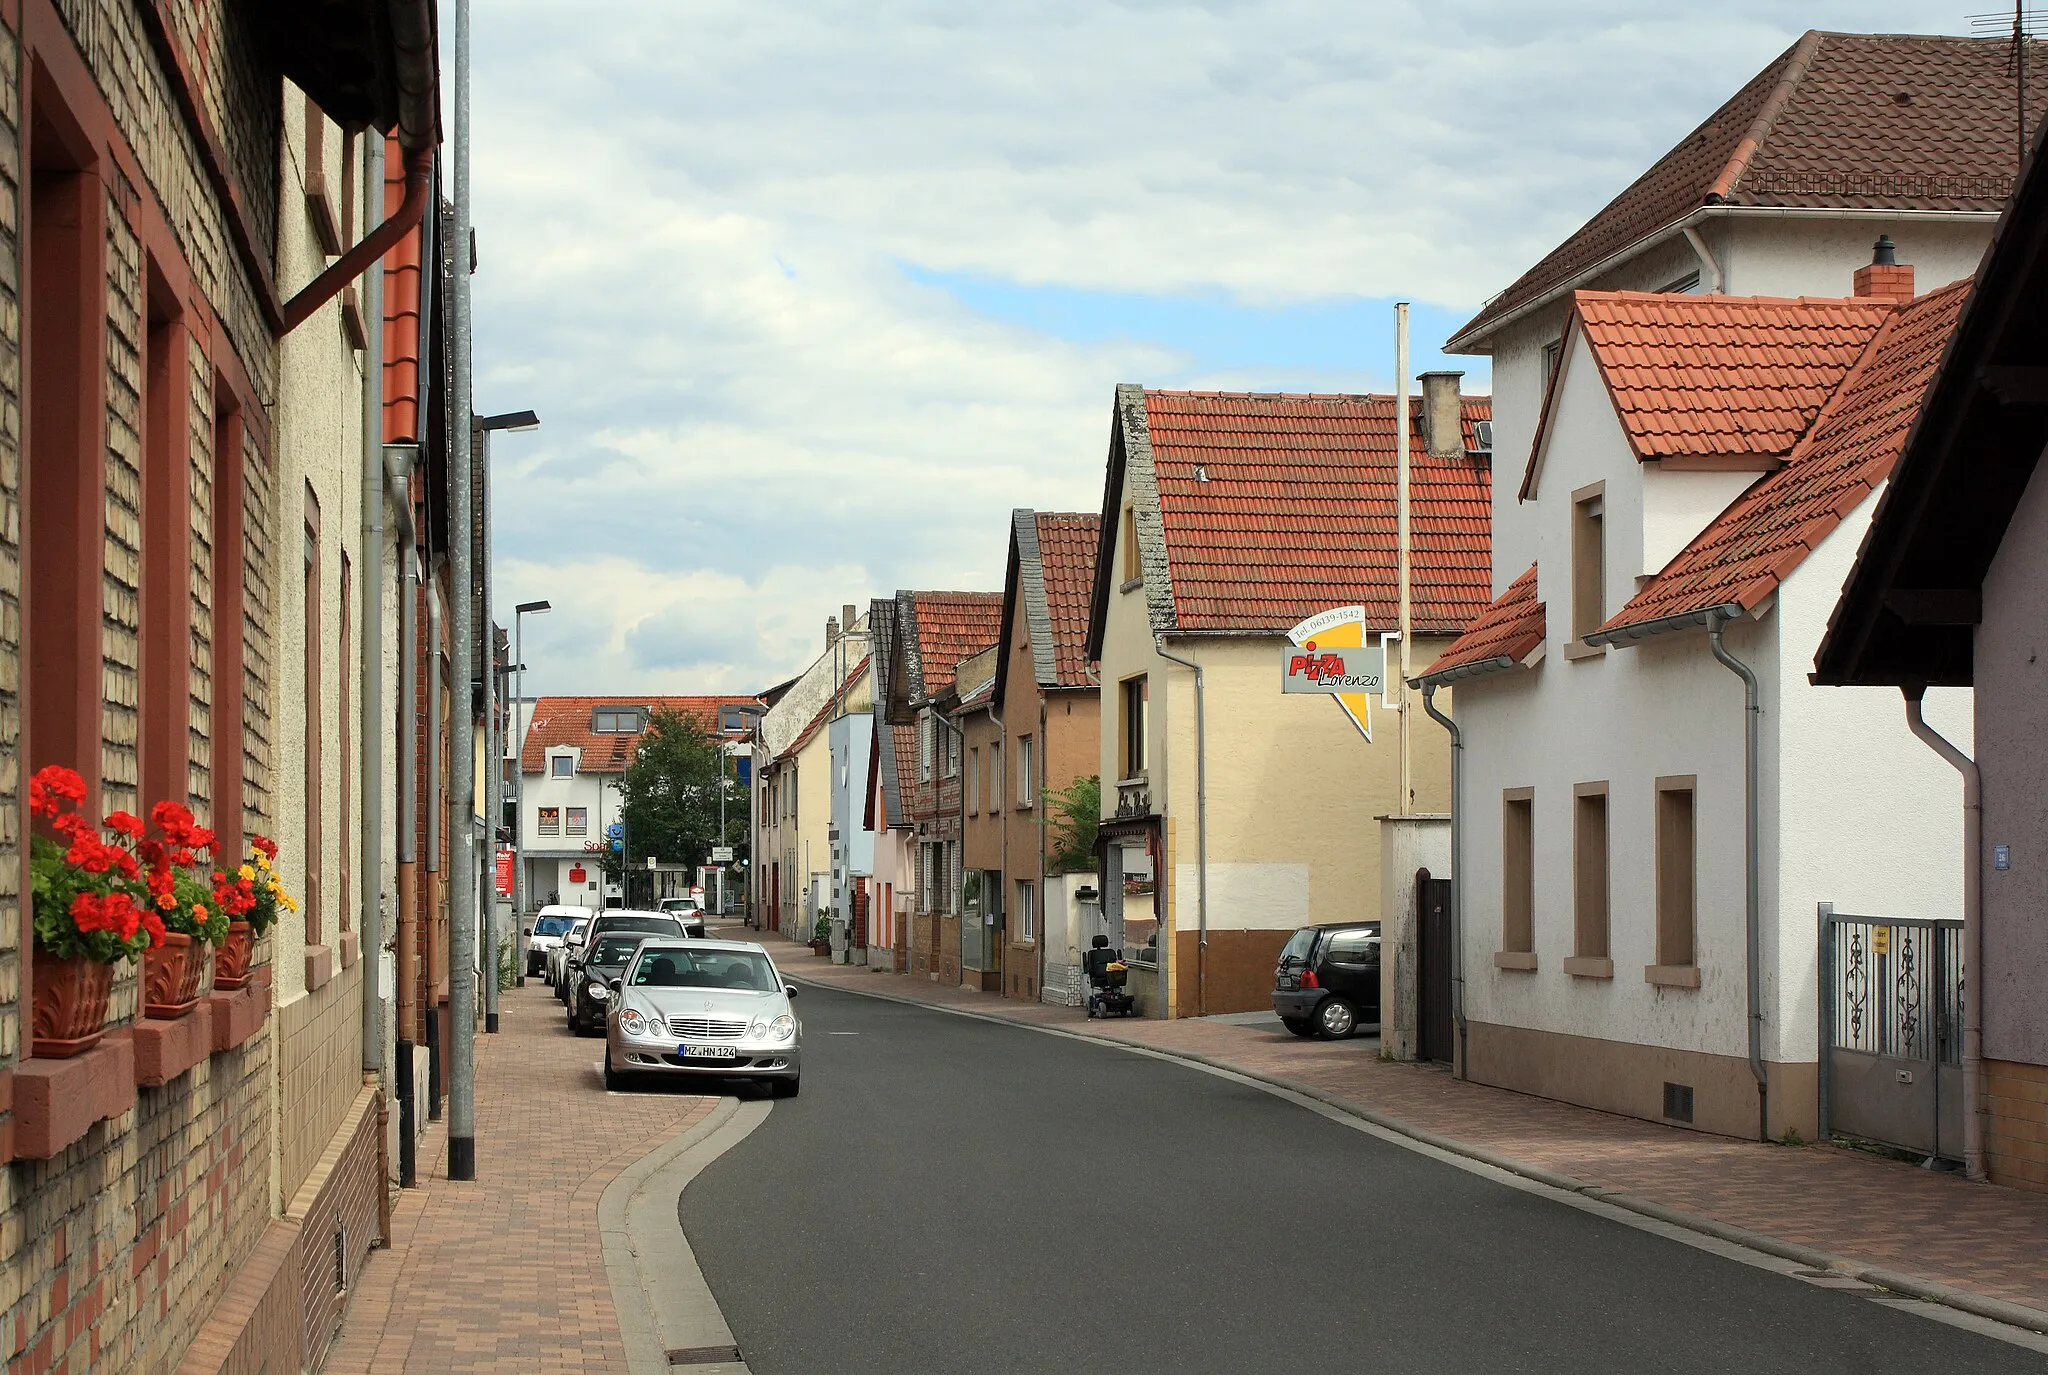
left=238, top=864, right=256, bottom=882
left=255, top=854, right=271, bottom=872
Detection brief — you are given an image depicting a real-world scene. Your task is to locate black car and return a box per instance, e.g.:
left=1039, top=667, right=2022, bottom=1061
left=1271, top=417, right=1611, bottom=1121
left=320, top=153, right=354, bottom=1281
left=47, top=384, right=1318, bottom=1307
left=1271, top=922, right=1381, bottom=1039
left=566, top=930, right=662, bottom=1034
left=560, top=911, right=684, bottom=1004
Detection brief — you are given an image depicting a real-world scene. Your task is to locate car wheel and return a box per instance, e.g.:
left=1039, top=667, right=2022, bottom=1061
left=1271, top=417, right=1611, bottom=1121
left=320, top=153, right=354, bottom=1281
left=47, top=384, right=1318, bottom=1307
left=1281, top=1016, right=1317, bottom=1038
left=768, top=1077, right=800, bottom=1099
left=1315, top=997, right=1359, bottom=1040
left=603, top=1044, right=624, bottom=1092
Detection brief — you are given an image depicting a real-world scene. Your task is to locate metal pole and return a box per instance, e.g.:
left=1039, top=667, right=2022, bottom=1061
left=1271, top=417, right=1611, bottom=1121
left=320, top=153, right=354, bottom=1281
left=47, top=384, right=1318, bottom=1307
left=446, top=0, right=479, bottom=1181
left=359, top=135, right=387, bottom=1075
left=481, top=425, right=498, bottom=1034
left=513, top=614, right=525, bottom=980
left=1395, top=302, right=1413, bottom=812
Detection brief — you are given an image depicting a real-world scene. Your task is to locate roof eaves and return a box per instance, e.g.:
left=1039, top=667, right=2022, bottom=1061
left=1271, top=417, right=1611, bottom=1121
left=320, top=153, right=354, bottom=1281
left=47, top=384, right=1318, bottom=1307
left=1519, top=310, right=1584, bottom=501
left=1411, top=654, right=1520, bottom=689
left=1015, top=509, right=1058, bottom=688
left=1587, top=602, right=1746, bottom=647
left=1120, top=385, right=1180, bottom=638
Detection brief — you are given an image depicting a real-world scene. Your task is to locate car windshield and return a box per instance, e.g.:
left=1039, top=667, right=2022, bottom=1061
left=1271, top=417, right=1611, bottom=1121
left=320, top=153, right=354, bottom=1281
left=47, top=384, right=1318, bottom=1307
left=600, top=917, right=683, bottom=937
left=1278, top=927, right=1317, bottom=966
left=567, top=919, right=590, bottom=940
left=589, top=935, right=648, bottom=966
left=628, top=948, right=779, bottom=992
left=534, top=916, right=574, bottom=937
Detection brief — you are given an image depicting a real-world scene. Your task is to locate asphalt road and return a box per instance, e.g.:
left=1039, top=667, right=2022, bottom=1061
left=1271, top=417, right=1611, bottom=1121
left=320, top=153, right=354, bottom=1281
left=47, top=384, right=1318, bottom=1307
left=675, top=983, right=2043, bottom=1374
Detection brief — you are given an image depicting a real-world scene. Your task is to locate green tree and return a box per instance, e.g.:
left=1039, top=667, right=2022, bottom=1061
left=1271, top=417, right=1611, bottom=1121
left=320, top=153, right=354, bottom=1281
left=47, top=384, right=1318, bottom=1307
left=614, top=709, right=749, bottom=888
left=1044, top=775, right=1100, bottom=874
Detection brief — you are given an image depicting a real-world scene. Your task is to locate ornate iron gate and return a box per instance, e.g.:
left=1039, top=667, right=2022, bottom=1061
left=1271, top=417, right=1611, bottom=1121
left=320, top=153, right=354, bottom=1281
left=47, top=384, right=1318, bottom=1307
left=1817, top=903, right=1964, bottom=1160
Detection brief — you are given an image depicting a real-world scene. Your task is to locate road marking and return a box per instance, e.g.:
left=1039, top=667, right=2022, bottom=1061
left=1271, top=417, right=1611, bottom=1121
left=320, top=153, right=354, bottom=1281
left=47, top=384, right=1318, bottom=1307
left=825, top=1031, right=859, bottom=1035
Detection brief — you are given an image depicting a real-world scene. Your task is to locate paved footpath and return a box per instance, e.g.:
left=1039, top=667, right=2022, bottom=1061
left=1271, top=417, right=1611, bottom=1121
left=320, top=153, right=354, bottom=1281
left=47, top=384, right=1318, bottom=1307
left=749, top=926, right=2048, bottom=1330
left=322, top=983, right=719, bottom=1375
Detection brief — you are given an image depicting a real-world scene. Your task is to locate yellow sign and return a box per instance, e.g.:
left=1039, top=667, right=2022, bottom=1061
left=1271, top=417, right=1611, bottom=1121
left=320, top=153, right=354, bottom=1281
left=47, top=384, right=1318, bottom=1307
left=1288, top=606, right=1376, bottom=742
left=1871, top=926, right=1890, bottom=956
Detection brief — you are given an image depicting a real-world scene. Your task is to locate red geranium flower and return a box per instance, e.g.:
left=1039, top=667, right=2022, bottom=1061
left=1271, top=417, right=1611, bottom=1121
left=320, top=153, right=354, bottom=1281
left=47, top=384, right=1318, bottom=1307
left=105, top=811, right=144, bottom=838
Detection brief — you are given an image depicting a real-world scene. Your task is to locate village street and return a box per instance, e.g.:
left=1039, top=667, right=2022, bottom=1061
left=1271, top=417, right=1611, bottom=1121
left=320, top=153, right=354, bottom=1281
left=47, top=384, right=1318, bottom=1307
left=677, top=979, right=2046, bottom=1374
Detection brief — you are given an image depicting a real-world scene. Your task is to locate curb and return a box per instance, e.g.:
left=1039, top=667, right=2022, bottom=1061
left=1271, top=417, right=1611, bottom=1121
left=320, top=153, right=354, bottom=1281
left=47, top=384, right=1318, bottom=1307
left=786, top=969, right=2048, bottom=1340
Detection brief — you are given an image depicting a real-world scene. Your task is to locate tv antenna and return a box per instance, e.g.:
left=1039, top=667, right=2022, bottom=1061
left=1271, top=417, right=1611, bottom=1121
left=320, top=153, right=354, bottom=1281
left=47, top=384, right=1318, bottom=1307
left=1970, top=5, right=2045, bottom=173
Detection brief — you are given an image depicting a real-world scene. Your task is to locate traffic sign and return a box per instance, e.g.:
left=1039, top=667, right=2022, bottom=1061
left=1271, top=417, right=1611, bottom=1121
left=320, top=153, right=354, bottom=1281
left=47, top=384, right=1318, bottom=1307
left=711, top=846, right=735, bottom=862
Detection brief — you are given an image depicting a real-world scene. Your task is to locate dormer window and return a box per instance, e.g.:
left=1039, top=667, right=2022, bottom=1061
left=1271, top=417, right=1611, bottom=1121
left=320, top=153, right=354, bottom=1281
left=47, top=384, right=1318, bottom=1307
left=550, top=753, right=574, bottom=778
left=720, top=707, right=745, bottom=733
left=1571, top=482, right=1605, bottom=652
left=592, top=707, right=647, bottom=734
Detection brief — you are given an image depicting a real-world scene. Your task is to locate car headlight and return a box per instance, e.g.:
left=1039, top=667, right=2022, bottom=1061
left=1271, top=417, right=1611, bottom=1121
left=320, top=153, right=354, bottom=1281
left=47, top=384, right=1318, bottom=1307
left=769, top=1014, right=795, bottom=1042
left=587, top=980, right=610, bottom=1000
left=619, top=1008, right=647, bottom=1036
left=747, top=1018, right=769, bottom=1038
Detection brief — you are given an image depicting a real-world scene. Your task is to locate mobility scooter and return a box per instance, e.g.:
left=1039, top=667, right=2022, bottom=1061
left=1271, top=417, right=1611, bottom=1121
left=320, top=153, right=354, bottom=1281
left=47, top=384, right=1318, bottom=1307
left=1084, top=934, right=1136, bottom=1019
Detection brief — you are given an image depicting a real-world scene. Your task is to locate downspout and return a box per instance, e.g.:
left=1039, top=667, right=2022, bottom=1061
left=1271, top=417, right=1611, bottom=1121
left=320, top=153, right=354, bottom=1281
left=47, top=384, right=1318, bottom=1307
left=388, top=444, right=419, bottom=1186
left=1707, top=609, right=1769, bottom=1140
left=1681, top=225, right=1723, bottom=294
left=1903, top=687, right=1985, bottom=1181
left=283, top=143, right=434, bottom=332
left=1038, top=693, right=1049, bottom=1002
left=989, top=699, right=1005, bottom=987
left=425, top=580, right=443, bottom=1123
left=359, top=135, right=387, bottom=1076
left=1419, top=682, right=1467, bottom=1077
left=1154, top=637, right=1206, bottom=1017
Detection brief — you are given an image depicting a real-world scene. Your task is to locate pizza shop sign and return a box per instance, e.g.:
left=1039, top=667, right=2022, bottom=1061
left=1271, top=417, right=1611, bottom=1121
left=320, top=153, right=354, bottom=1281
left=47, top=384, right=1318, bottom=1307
left=1282, top=641, right=1384, bottom=694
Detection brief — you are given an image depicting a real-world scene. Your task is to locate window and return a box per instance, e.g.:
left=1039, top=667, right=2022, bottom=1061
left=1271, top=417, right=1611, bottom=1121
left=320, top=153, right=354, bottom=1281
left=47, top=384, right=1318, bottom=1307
left=1120, top=676, right=1148, bottom=778
left=1655, top=778, right=1697, bottom=973
left=1016, top=735, right=1035, bottom=807
left=721, top=707, right=745, bottom=733
left=1502, top=789, right=1535, bottom=959
left=1542, top=337, right=1562, bottom=388
left=1656, top=271, right=1702, bottom=294
left=1121, top=500, right=1140, bottom=583
left=339, top=552, right=352, bottom=932
left=1571, top=482, right=1605, bottom=647
left=919, top=714, right=933, bottom=782
left=1322, top=927, right=1379, bottom=966
left=1015, top=879, right=1035, bottom=942
left=303, top=488, right=322, bottom=946
left=566, top=806, right=589, bottom=837
left=538, top=806, right=561, bottom=836
left=551, top=754, right=574, bottom=778
left=967, top=748, right=980, bottom=814
left=1571, top=783, right=1611, bottom=974
left=943, top=724, right=959, bottom=779
left=989, top=742, right=1002, bottom=813
left=592, top=707, right=646, bottom=733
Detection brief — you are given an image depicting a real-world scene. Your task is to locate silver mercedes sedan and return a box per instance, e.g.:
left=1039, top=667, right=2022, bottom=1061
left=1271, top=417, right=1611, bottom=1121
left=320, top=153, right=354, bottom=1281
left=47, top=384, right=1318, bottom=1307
left=602, top=939, right=802, bottom=1098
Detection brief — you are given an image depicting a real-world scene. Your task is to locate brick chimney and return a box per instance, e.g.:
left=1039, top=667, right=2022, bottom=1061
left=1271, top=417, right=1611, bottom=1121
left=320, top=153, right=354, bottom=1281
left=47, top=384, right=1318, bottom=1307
left=1853, top=235, right=1914, bottom=303
left=825, top=616, right=840, bottom=649
left=842, top=603, right=859, bottom=636
left=1419, top=371, right=1466, bottom=459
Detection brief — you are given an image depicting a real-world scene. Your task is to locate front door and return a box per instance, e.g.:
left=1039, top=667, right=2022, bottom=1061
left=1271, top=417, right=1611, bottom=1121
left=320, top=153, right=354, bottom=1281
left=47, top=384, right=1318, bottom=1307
left=1417, top=871, right=1454, bottom=1063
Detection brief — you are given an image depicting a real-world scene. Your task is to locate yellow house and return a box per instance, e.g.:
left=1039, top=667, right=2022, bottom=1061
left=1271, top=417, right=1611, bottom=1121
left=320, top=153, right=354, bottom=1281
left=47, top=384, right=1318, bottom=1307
left=1085, top=383, right=1492, bottom=1017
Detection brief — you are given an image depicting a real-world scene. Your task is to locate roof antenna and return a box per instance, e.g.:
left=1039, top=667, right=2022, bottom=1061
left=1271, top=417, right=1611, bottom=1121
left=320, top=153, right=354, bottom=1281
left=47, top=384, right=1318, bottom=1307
left=1970, top=4, right=2041, bottom=176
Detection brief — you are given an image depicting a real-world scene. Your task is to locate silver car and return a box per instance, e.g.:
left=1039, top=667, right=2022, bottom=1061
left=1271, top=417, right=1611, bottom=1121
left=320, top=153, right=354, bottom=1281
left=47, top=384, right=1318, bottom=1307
left=602, top=939, right=802, bottom=1098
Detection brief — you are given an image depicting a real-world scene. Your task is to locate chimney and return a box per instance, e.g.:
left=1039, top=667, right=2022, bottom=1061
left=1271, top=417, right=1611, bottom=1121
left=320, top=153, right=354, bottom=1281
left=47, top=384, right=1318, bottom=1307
left=842, top=603, right=859, bottom=636
left=1419, top=371, right=1466, bottom=459
left=1853, top=235, right=1914, bottom=304
left=825, top=616, right=840, bottom=650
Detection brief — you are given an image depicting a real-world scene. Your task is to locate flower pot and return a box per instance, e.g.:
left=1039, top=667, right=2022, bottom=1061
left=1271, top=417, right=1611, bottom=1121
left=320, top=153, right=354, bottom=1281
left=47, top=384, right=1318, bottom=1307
left=810, top=939, right=830, bottom=956
left=143, top=931, right=209, bottom=1019
left=31, top=945, right=113, bottom=1058
left=213, top=921, right=256, bottom=990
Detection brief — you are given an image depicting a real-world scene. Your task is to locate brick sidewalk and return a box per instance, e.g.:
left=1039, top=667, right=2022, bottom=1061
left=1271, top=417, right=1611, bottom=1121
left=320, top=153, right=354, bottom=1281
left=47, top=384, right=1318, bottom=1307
left=753, top=927, right=2048, bottom=1321
left=321, top=983, right=719, bottom=1374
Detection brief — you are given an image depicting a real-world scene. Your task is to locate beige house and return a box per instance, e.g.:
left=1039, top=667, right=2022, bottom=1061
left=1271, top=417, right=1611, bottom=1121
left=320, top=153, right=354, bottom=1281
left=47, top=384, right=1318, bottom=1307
left=1085, top=384, right=1491, bottom=1017
left=756, top=611, right=871, bottom=938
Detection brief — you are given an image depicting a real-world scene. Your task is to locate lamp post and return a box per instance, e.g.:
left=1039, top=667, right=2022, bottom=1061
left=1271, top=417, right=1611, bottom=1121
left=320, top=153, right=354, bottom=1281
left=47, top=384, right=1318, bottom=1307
left=479, top=408, right=539, bottom=1005
left=511, top=595, right=550, bottom=984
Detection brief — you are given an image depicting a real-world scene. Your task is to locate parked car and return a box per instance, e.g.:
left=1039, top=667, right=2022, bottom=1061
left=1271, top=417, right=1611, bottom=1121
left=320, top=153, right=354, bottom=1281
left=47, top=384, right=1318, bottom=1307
left=566, top=930, right=661, bottom=1034
left=562, top=910, right=686, bottom=1002
left=659, top=896, right=708, bottom=937
left=603, top=938, right=801, bottom=1097
left=1272, top=922, right=1381, bottom=1039
left=526, top=905, right=590, bottom=978
left=546, top=914, right=593, bottom=988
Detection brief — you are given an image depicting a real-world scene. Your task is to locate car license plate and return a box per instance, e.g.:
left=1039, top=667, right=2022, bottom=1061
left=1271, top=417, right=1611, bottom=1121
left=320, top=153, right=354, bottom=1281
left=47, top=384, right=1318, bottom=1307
left=679, top=1043, right=738, bottom=1061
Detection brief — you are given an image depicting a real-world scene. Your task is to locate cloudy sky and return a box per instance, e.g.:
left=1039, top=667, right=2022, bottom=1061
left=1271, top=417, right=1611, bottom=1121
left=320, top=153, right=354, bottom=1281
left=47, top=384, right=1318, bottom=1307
left=472, top=1, right=1988, bottom=696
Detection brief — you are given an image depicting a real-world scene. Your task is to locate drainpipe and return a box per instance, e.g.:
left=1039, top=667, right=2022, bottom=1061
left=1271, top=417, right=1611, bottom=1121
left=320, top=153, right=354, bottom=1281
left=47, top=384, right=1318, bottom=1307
left=1682, top=225, right=1723, bottom=294
left=359, top=136, right=387, bottom=1076
left=1038, top=693, right=1049, bottom=1002
left=1707, top=609, right=1769, bottom=1140
left=1903, top=687, right=1985, bottom=1182
left=425, top=582, right=444, bottom=1123
left=1418, top=682, right=1467, bottom=1077
left=1153, top=637, right=1206, bottom=1017
left=388, top=445, right=419, bottom=1186
left=989, top=699, right=1005, bottom=989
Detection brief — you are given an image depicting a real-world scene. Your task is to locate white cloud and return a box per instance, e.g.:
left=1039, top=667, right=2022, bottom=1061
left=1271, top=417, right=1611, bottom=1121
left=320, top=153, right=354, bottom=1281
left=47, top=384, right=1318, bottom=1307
left=469, top=0, right=1975, bottom=693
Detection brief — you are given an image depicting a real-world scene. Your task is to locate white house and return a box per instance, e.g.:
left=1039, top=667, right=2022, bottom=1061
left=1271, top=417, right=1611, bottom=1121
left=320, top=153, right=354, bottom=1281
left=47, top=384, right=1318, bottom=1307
left=517, top=695, right=759, bottom=912
left=1419, top=259, right=1975, bottom=1141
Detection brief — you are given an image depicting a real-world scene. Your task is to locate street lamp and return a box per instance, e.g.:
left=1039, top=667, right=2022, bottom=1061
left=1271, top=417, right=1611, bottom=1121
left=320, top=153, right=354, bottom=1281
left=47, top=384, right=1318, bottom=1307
left=512, top=596, right=551, bottom=983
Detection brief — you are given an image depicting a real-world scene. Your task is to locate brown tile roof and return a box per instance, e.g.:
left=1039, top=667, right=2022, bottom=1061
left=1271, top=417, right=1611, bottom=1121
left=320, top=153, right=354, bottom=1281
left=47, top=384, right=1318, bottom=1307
left=520, top=695, right=761, bottom=772
left=889, top=722, right=919, bottom=822
left=1598, top=279, right=1969, bottom=636
left=774, top=660, right=870, bottom=761
left=1142, top=390, right=1494, bottom=634
left=1417, top=565, right=1545, bottom=684
left=1035, top=512, right=1099, bottom=685
left=910, top=592, right=1003, bottom=696
left=1450, top=32, right=2046, bottom=351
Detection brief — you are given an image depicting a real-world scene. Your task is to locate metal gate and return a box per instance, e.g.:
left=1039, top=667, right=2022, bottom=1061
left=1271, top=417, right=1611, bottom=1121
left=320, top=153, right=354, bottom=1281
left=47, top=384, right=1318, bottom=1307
left=1817, top=902, right=1964, bottom=1159
left=1417, top=870, right=1454, bottom=1064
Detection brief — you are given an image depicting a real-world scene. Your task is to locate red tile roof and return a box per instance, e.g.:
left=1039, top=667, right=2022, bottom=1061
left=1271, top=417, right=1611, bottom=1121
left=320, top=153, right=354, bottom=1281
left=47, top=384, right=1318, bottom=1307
left=890, top=722, right=919, bottom=821
left=774, top=660, right=870, bottom=761
left=521, top=695, right=761, bottom=773
left=910, top=592, right=1003, bottom=695
left=1141, top=390, right=1493, bottom=634
left=1035, top=512, right=1099, bottom=685
left=1598, top=280, right=1969, bottom=636
left=1576, top=292, right=1895, bottom=461
left=1450, top=33, right=2046, bottom=351
left=1418, top=565, right=1546, bottom=683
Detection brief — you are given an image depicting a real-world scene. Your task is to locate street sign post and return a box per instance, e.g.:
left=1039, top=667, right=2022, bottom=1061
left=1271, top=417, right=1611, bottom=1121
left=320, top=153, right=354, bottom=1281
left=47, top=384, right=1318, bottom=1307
left=711, top=845, right=735, bottom=862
